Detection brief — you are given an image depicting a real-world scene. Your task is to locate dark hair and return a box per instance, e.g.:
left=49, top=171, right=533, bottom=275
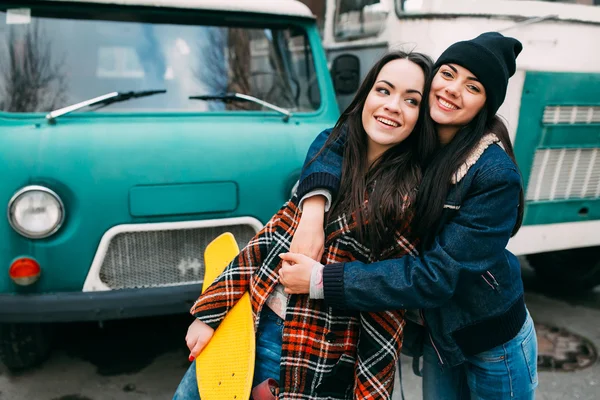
left=413, top=76, right=525, bottom=240
left=316, top=51, right=437, bottom=258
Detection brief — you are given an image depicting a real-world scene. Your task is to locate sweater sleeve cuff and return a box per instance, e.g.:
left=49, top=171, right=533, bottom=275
left=296, top=172, right=340, bottom=201
left=323, top=262, right=346, bottom=308
left=191, top=308, right=223, bottom=330
left=309, top=262, right=325, bottom=299
left=299, top=189, right=332, bottom=212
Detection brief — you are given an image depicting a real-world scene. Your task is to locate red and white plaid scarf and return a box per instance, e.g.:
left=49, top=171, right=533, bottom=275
left=191, top=197, right=418, bottom=399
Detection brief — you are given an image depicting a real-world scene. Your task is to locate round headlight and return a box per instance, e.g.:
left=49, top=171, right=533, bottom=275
left=8, top=186, right=65, bottom=239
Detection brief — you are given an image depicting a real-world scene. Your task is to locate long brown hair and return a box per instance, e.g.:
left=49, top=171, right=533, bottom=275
left=315, top=51, right=437, bottom=258
left=413, top=88, right=525, bottom=242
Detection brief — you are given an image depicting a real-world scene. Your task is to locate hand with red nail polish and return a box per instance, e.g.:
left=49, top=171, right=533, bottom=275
left=185, top=319, right=214, bottom=361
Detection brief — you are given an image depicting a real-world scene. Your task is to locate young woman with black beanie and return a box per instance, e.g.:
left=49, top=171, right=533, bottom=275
left=279, top=32, right=538, bottom=399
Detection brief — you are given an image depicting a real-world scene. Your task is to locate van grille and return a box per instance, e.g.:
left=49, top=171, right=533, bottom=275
left=543, top=106, right=600, bottom=124
left=526, top=148, right=600, bottom=201
left=98, top=225, right=257, bottom=290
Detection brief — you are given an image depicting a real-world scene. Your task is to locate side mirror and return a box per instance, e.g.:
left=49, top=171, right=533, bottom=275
left=331, top=54, right=360, bottom=95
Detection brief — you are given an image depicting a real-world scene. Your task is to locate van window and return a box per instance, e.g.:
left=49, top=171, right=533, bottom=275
left=0, top=6, right=320, bottom=113
left=396, top=0, right=424, bottom=13
left=507, top=0, right=599, bottom=5
left=334, top=0, right=389, bottom=41
left=396, top=0, right=599, bottom=16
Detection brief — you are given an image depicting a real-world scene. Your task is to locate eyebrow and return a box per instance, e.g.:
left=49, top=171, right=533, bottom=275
left=446, top=64, right=480, bottom=82
left=376, top=80, right=423, bottom=97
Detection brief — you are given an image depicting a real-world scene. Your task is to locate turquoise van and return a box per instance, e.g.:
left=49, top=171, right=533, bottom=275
left=0, top=0, right=339, bottom=370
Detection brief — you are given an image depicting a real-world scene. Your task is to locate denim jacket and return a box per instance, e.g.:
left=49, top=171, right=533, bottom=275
left=297, top=128, right=527, bottom=367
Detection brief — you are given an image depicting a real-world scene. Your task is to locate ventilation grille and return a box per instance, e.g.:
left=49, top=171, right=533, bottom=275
left=526, top=148, right=600, bottom=201
left=543, top=106, right=600, bottom=125
left=99, top=225, right=257, bottom=290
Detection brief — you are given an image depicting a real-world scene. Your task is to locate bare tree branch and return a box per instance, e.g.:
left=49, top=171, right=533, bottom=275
left=0, top=22, right=68, bottom=112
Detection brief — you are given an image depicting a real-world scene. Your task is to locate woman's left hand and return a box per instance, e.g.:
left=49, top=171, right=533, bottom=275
left=279, top=252, right=316, bottom=294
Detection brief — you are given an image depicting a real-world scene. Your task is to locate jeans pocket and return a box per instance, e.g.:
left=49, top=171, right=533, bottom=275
left=472, top=344, right=506, bottom=363
left=520, top=320, right=538, bottom=385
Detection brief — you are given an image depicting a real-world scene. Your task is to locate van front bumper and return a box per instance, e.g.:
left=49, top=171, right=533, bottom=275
left=0, top=284, right=203, bottom=323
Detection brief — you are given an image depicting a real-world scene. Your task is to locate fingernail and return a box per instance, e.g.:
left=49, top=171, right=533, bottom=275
left=188, top=355, right=195, bottom=362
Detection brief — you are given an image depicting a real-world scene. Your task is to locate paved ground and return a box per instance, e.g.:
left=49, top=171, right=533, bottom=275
left=1, top=262, right=599, bottom=400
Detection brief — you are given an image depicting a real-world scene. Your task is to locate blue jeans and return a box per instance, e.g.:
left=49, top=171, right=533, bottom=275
left=423, top=312, right=538, bottom=400
left=173, top=307, right=284, bottom=400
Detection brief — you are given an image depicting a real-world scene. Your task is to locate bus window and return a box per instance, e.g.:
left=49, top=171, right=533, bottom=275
left=507, top=0, right=599, bottom=5
left=395, top=0, right=600, bottom=17
left=334, top=0, right=389, bottom=41
left=397, top=0, right=424, bottom=13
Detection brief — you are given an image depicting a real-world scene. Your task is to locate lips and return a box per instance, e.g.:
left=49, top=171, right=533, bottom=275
left=436, top=96, right=459, bottom=111
left=375, top=116, right=400, bottom=128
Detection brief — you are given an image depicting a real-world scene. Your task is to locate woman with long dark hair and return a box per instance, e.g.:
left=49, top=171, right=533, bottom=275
left=279, top=32, right=538, bottom=399
left=173, top=50, right=436, bottom=399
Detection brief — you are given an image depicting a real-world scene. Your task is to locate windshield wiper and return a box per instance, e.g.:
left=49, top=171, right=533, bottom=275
left=189, top=92, right=291, bottom=122
left=46, top=90, right=166, bottom=124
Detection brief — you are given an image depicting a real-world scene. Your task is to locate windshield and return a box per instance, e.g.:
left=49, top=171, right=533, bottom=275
left=0, top=5, right=321, bottom=113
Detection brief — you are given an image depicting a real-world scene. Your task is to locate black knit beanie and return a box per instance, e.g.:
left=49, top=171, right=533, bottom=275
left=434, top=32, right=523, bottom=117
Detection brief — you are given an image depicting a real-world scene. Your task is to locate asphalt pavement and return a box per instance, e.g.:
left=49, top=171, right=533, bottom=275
left=1, top=262, right=599, bottom=400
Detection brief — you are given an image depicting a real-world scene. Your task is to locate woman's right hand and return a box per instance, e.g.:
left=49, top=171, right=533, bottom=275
left=186, top=318, right=214, bottom=361
left=289, top=195, right=327, bottom=262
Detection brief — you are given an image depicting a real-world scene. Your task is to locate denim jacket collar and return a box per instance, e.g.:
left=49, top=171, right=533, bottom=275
left=451, top=133, right=503, bottom=184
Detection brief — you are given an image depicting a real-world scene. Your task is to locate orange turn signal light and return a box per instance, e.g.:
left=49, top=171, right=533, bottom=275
left=9, top=257, right=41, bottom=286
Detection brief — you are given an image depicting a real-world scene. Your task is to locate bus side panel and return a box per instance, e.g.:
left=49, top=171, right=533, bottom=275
left=514, top=71, right=600, bottom=226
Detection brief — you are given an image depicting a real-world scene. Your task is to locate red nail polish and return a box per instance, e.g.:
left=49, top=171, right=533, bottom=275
left=189, top=355, right=195, bottom=362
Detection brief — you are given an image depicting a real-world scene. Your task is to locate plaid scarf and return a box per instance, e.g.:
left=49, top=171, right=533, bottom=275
left=191, top=197, right=418, bottom=399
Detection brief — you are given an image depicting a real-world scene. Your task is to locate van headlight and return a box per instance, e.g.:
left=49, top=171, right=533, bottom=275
left=8, top=186, right=65, bottom=239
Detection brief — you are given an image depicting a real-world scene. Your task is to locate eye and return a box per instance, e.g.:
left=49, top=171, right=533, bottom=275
left=440, top=70, right=453, bottom=79
left=467, top=84, right=481, bottom=93
left=406, top=98, right=419, bottom=106
left=376, top=87, right=390, bottom=95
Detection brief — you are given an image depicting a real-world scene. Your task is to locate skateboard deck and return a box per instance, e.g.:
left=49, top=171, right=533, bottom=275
left=196, top=232, right=255, bottom=399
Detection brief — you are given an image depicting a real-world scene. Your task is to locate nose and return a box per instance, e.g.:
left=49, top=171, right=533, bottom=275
left=444, top=81, right=460, bottom=98
left=384, top=96, right=402, bottom=114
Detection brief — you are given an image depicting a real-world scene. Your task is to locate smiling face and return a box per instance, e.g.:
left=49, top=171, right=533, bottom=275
left=361, top=58, right=425, bottom=163
left=429, top=63, right=487, bottom=144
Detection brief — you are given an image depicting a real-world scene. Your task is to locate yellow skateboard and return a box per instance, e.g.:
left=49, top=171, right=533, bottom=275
left=196, top=232, right=255, bottom=399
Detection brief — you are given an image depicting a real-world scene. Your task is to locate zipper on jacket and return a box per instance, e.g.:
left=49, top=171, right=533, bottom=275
left=420, top=309, right=444, bottom=365
left=481, top=271, right=499, bottom=290
left=486, top=271, right=499, bottom=286
left=481, top=275, right=495, bottom=290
